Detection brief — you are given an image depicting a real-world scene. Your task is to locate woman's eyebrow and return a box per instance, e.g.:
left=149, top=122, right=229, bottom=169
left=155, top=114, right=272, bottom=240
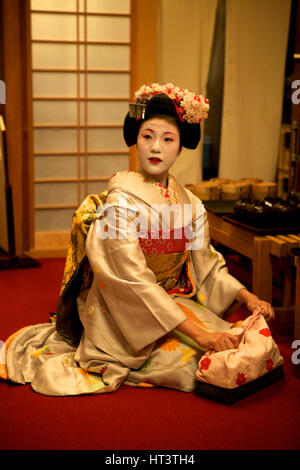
left=141, top=127, right=177, bottom=136
left=163, top=130, right=177, bottom=136
left=142, top=127, right=154, bottom=132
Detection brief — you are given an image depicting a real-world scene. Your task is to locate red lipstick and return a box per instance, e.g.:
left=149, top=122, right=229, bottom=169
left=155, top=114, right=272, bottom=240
left=149, top=157, right=162, bottom=164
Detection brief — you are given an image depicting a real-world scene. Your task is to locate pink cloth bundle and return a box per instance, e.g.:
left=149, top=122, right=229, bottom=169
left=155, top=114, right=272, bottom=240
left=196, top=307, right=284, bottom=390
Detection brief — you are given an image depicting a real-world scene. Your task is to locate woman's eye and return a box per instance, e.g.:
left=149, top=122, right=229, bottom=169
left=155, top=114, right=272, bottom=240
left=164, top=137, right=173, bottom=142
left=143, top=134, right=151, bottom=139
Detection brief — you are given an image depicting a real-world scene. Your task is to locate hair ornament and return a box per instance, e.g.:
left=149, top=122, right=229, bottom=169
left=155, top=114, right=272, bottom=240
left=134, top=83, right=210, bottom=124
left=129, top=103, right=147, bottom=120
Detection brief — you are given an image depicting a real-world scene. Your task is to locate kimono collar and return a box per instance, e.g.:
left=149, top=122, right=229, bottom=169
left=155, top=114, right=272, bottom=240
left=108, top=171, right=190, bottom=207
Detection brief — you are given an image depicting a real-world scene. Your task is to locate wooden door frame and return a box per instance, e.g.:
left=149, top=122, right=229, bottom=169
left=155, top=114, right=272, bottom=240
left=0, top=0, right=34, bottom=255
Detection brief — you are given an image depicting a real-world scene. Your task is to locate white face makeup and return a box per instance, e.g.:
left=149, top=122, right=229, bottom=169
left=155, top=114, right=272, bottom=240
left=136, top=118, right=181, bottom=187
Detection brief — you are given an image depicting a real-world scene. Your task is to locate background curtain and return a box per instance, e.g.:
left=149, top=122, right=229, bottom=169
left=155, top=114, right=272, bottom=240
left=158, top=0, right=218, bottom=185
left=158, top=0, right=291, bottom=185
left=219, top=0, right=292, bottom=182
left=203, top=0, right=226, bottom=180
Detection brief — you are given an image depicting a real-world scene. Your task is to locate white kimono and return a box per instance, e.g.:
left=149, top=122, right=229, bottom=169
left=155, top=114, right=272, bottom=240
left=1, top=171, right=244, bottom=396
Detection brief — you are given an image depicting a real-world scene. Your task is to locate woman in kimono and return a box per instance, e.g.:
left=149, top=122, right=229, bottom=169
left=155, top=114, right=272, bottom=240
left=1, top=83, right=274, bottom=396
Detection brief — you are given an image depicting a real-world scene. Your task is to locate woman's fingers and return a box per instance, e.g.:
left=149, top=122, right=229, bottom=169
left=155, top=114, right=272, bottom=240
left=247, top=295, right=275, bottom=323
left=229, top=333, right=240, bottom=348
left=210, top=332, right=240, bottom=352
left=267, top=304, right=275, bottom=322
left=255, top=301, right=275, bottom=323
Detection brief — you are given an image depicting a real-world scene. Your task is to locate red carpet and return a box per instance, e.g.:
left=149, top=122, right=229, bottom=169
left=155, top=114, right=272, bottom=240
left=0, top=258, right=299, bottom=451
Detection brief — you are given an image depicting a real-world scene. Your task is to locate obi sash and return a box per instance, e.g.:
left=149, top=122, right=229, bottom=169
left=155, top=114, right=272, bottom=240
left=139, top=228, right=195, bottom=297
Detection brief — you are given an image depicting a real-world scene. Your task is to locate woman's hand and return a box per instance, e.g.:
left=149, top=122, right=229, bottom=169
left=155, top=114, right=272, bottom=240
left=177, top=318, right=241, bottom=352
left=236, top=288, right=275, bottom=323
left=246, top=296, right=275, bottom=323
left=199, top=331, right=241, bottom=352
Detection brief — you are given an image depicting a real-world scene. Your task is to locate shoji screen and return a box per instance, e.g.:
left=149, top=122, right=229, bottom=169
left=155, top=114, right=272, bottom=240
left=31, top=0, right=131, bottom=234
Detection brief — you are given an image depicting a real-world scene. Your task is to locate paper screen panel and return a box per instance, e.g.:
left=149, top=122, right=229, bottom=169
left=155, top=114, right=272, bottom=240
left=34, top=100, right=127, bottom=126
left=33, top=43, right=130, bottom=70
left=32, top=43, right=78, bottom=69
left=34, top=128, right=127, bottom=153
left=87, top=101, right=128, bottom=125
left=86, top=0, right=130, bottom=14
left=35, top=154, right=128, bottom=181
left=31, top=0, right=130, bottom=14
left=85, top=15, right=130, bottom=42
left=31, top=0, right=131, bottom=238
left=31, top=13, right=77, bottom=41
left=33, top=72, right=78, bottom=97
left=86, top=181, right=110, bottom=196
left=34, top=155, right=79, bottom=179
left=35, top=182, right=78, bottom=206
left=33, top=98, right=129, bottom=125
left=31, top=0, right=77, bottom=12
left=34, top=129, right=78, bottom=153
left=87, top=128, right=126, bottom=151
left=33, top=100, right=78, bottom=125
left=87, top=154, right=128, bottom=176
left=87, top=44, right=130, bottom=70
left=35, top=208, right=75, bottom=232
left=78, top=181, right=106, bottom=202
left=86, top=72, right=129, bottom=97
left=33, top=72, right=130, bottom=98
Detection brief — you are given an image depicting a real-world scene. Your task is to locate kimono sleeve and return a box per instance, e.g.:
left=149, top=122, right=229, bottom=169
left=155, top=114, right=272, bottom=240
left=84, top=191, right=187, bottom=352
left=188, top=194, right=245, bottom=316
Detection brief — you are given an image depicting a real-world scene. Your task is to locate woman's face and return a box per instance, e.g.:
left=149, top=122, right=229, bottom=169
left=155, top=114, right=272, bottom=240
left=136, top=117, right=181, bottom=187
